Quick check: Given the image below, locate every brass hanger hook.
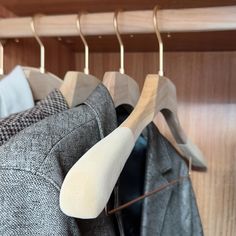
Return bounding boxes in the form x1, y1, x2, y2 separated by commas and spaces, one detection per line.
0, 40, 4, 75
30, 15, 45, 73
188, 156, 192, 176
153, 6, 164, 76
114, 10, 125, 74
76, 13, 89, 75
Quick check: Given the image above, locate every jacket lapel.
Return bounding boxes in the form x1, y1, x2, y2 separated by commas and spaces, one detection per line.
141, 123, 173, 236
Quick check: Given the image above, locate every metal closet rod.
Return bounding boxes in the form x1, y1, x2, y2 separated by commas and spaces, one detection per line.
0, 6, 235, 38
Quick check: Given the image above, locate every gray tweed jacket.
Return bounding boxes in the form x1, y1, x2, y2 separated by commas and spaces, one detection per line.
0, 84, 203, 235
0, 84, 118, 236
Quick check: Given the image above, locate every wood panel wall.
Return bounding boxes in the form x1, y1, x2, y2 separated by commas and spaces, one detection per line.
75, 51, 236, 236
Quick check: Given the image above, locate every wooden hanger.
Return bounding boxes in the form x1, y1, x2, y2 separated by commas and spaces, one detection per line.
21, 15, 62, 100
59, 13, 100, 108
23, 68, 62, 100
102, 10, 140, 108
59, 6, 207, 219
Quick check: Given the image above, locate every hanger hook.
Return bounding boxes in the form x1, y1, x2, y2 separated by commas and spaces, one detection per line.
30, 15, 45, 73
153, 6, 164, 76
114, 10, 125, 74
76, 12, 89, 75
0, 40, 4, 75
188, 157, 192, 177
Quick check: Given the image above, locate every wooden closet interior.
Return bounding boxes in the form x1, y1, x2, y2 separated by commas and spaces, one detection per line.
0, 1, 235, 235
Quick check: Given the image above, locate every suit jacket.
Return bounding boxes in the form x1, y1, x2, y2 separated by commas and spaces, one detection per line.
75, 107, 204, 236
140, 123, 203, 236
115, 106, 203, 236
0, 84, 118, 236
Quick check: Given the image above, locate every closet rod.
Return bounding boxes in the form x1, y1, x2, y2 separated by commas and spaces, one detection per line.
0, 6, 235, 38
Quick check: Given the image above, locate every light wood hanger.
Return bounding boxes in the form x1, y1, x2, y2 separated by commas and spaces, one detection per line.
102, 10, 140, 108
59, 13, 100, 108
60, 6, 207, 219
21, 15, 62, 100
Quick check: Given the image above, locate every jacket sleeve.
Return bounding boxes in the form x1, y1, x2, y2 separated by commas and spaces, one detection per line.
0, 169, 81, 236
161, 161, 204, 236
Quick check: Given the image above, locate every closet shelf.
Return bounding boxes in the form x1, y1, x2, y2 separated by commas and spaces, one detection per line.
0, 6, 235, 38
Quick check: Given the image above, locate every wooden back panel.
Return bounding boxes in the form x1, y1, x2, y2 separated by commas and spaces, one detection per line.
4, 38, 74, 79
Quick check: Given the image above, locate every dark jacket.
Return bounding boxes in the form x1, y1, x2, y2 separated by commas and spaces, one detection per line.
114, 107, 203, 236
75, 107, 204, 236
140, 123, 203, 236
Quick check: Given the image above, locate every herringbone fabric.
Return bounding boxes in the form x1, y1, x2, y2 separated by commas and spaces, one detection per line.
0, 89, 68, 146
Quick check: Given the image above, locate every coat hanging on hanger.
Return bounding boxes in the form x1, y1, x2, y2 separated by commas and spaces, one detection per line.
0, 83, 118, 236
60, 6, 207, 219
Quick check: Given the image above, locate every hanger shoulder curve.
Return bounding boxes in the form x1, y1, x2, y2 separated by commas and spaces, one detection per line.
154, 76, 207, 167
103, 71, 140, 108
120, 74, 159, 137
119, 74, 207, 167
60, 71, 100, 108
23, 66, 62, 100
